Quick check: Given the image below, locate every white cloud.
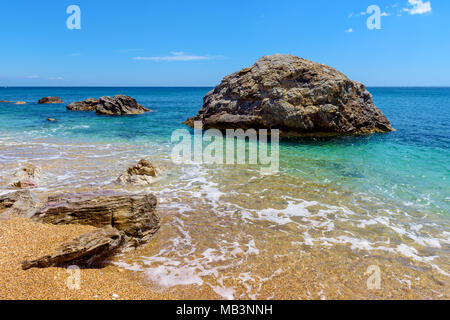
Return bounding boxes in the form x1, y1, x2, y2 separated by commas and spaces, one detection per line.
404, 0, 432, 15
25, 75, 39, 79
381, 12, 390, 16
49, 77, 64, 80
345, 28, 354, 33
133, 52, 217, 62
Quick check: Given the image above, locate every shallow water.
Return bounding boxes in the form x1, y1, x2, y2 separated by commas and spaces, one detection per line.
0, 87, 449, 299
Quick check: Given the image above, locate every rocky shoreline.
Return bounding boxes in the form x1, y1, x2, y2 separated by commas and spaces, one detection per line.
0, 160, 161, 271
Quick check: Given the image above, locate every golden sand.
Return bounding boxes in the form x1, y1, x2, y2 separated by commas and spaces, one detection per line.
0, 216, 448, 300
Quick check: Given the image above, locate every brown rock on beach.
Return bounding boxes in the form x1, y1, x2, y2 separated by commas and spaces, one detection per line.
185, 54, 394, 136
0, 190, 42, 218
22, 227, 124, 270
31, 190, 160, 248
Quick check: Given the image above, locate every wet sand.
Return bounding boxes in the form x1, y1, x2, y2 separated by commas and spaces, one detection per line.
0, 216, 448, 300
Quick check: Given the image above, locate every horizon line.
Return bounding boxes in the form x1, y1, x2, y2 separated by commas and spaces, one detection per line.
1, 85, 450, 88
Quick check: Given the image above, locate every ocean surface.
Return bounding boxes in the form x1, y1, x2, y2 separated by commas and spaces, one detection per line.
0, 87, 449, 299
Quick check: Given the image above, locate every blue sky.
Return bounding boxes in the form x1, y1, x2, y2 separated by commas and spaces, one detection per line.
0, 0, 448, 86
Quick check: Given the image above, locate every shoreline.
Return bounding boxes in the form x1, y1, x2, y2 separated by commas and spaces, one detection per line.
1, 216, 448, 300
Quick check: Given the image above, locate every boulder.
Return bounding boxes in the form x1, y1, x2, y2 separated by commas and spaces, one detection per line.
31, 191, 160, 247
38, 97, 64, 104
117, 159, 157, 186
66, 98, 99, 111
185, 54, 393, 136
47, 118, 57, 122
96, 95, 150, 115
22, 227, 124, 270
0, 190, 42, 218
9, 164, 40, 188
15, 101, 26, 105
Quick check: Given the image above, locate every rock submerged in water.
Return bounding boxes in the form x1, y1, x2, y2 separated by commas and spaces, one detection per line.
185, 54, 393, 136
66, 98, 99, 111
38, 97, 64, 104
117, 159, 157, 186
96, 95, 150, 115
15, 101, 26, 105
9, 164, 41, 189
22, 227, 124, 270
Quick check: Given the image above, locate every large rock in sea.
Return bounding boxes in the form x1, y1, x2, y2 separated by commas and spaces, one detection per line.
96, 95, 150, 115
185, 54, 393, 136
38, 97, 64, 104
66, 98, 99, 111
31, 191, 160, 247
22, 227, 124, 270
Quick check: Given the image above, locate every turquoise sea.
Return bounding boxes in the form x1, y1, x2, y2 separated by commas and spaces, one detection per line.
0, 87, 449, 298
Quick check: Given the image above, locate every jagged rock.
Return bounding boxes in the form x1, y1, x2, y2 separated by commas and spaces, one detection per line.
66, 98, 99, 111
22, 227, 124, 270
15, 101, 26, 105
96, 95, 150, 115
117, 159, 157, 186
0, 190, 42, 218
9, 164, 40, 188
31, 191, 160, 247
185, 54, 393, 136
38, 97, 64, 104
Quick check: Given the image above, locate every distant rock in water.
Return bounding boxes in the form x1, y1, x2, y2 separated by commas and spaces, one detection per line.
47, 118, 57, 122
185, 54, 393, 136
117, 159, 158, 186
15, 101, 26, 105
66, 98, 99, 111
96, 95, 150, 115
0, 100, 11, 103
38, 97, 64, 104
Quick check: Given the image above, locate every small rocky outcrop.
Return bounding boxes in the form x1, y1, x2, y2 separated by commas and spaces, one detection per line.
31, 191, 160, 247
47, 118, 57, 122
22, 227, 124, 270
15, 101, 26, 105
66, 98, 99, 111
38, 97, 64, 104
185, 54, 393, 136
117, 159, 157, 186
0, 190, 42, 218
0, 100, 11, 103
9, 164, 40, 189
96, 95, 150, 115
